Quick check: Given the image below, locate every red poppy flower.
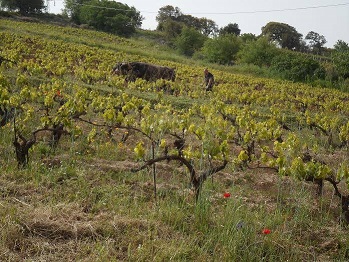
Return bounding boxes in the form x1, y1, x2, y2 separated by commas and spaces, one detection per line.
223, 192, 231, 198
56, 90, 61, 97
262, 228, 271, 234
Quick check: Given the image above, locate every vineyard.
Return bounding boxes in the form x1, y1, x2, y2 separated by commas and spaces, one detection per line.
1, 18, 349, 261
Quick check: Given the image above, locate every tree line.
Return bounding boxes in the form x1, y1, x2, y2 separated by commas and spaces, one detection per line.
0, 0, 348, 88
155, 5, 348, 87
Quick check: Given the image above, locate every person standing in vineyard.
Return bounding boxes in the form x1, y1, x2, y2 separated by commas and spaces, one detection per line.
204, 68, 214, 91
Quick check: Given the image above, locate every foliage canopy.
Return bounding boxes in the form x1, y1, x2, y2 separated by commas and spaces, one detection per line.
0, 0, 45, 14
156, 5, 218, 38
261, 21, 303, 50
202, 34, 242, 64
175, 26, 206, 57
219, 23, 241, 36
305, 31, 327, 55
270, 51, 325, 82
64, 0, 143, 36
237, 37, 278, 67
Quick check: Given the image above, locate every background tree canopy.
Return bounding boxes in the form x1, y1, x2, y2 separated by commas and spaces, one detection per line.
156, 5, 218, 38
270, 51, 324, 82
219, 23, 241, 36
305, 31, 327, 55
153, 4, 348, 86
0, 0, 45, 14
202, 34, 242, 64
332, 40, 349, 79
237, 36, 278, 67
156, 5, 182, 29
175, 26, 206, 57
261, 21, 303, 50
64, 0, 143, 36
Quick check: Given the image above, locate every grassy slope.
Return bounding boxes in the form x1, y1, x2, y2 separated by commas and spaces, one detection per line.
1, 17, 349, 261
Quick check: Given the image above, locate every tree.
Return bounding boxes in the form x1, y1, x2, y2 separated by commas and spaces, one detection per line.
298, 39, 310, 53
261, 22, 303, 50
219, 23, 241, 36
332, 40, 349, 79
155, 6, 187, 40
197, 17, 218, 37
270, 51, 324, 82
156, 5, 218, 37
178, 14, 201, 29
305, 31, 327, 55
178, 15, 218, 37
161, 19, 183, 41
174, 26, 206, 57
69, 0, 143, 36
63, 0, 88, 23
334, 40, 349, 52
156, 5, 182, 30
202, 34, 242, 64
237, 36, 278, 67
240, 33, 257, 43
0, 0, 45, 14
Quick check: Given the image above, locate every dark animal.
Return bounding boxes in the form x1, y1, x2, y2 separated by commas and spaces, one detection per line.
112, 62, 176, 83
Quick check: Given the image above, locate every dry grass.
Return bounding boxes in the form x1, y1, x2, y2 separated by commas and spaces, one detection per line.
1, 151, 349, 261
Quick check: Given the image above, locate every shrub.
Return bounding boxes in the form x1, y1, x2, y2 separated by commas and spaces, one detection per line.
201, 34, 242, 64
270, 52, 324, 82
237, 37, 278, 67
77, 0, 142, 37
174, 26, 206, 57
332, 50, 349, 79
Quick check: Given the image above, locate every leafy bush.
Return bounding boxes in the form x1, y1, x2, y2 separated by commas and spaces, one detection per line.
174, 26, 206, 57
237, 37, 278, 67
0, 0, 45, 14
332, 50, 349, 79
270, 51, 324, 82
201, 34, 242, 64
77, 0, 142, 37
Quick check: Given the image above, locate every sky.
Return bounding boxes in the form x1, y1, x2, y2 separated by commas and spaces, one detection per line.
47, 0, 349, 48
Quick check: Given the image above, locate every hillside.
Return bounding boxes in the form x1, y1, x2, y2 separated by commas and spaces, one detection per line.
1, 17, 349, 261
